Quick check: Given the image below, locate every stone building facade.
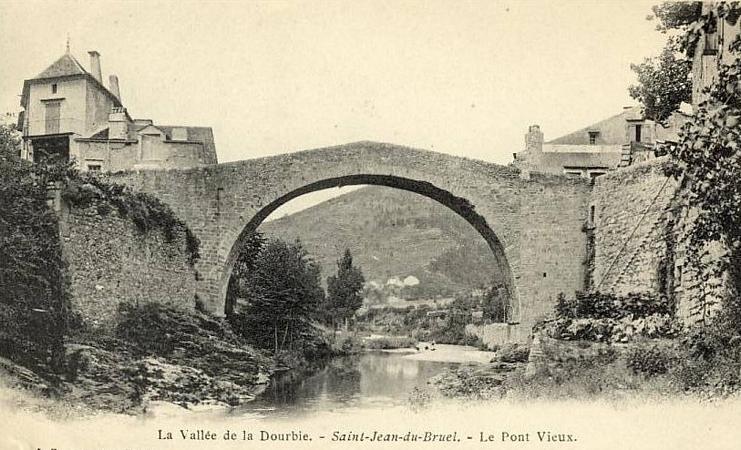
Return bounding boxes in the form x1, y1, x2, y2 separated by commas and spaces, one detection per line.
691, 2, 741, 109
513, 107, 689, 178
17, 48, 218, 172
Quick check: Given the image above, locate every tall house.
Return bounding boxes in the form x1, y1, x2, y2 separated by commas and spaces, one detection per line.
18, 48, 217, 171
513, 107, 689, 178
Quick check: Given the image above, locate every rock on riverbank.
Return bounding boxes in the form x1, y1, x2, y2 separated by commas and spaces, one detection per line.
1, 303, 275, 416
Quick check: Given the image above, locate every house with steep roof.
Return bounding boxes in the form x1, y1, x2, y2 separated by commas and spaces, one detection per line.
18, 47, 217, 171
513, 106, 689, 179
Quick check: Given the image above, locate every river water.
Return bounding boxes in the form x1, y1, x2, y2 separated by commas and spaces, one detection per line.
235, 351, 459, 418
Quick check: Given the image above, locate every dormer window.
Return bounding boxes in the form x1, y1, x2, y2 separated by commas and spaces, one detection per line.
51, 83, 58, 94
588, 131, 600, 145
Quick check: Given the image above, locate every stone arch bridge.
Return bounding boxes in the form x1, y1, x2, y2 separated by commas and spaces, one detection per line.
112, 141, 591, 334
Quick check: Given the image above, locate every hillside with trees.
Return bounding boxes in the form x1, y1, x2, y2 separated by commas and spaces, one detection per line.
259, 186, 509, 300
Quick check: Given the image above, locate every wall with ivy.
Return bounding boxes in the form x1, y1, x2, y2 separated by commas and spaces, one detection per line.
589, 156, 733, 326
590, 158, 679, 298
58, 192, 198, 329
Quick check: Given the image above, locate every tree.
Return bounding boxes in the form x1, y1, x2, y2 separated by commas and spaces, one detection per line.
628, 44, 692, 124
0, 114, 21, 159
231, 238, 325, 354
628, 2, 705, 123
325, 249, 365, 330
649, 2, 703, 54
482, 284, 508, 323
225, 231, 266, 316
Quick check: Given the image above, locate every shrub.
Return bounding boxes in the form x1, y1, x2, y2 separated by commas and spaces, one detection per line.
669, 319, 741, 396
544, 313, 680, 343
555, 291, 673, 321
495, 343, 530, 363
115, 301, 248, 356
547, 290, 679, 343
329, 333, 364, 355
626, 344, 677, 376
364, 336, 417, 350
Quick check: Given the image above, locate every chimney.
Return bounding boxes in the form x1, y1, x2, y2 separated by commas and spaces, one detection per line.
525, 124, 543, 153
108, 107, 128, 140
109, 75, 121, 101
88, 50, 102, 83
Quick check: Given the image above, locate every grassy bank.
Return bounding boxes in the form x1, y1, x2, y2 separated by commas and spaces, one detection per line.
421, 335, 741, 405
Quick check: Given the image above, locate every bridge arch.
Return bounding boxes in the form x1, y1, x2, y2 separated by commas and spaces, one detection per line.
222, 174, 518, 318
111, 141, 591, 341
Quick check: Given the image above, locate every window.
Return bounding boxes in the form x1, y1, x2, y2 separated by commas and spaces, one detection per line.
634, 124, 642, 143
588, 131, 600, 144
87, 164, 102, 172
565, 171, 583, 178
704, 30, 719, 55
44, 101, 61, 134
51, 83, 58, 94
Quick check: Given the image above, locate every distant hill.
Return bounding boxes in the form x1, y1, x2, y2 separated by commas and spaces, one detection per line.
258, 186, 507, 300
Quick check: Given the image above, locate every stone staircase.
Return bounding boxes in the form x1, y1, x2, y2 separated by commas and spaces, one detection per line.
618, 143, 632, 168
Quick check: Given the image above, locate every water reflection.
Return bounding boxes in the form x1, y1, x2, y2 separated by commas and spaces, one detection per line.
238, 352, 456, 417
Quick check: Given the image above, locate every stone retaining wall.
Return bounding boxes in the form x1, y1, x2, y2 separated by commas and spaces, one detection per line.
59, 197, 198, 329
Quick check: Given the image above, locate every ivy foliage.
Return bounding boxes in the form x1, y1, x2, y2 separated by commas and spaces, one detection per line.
661, 2, 741, 330
0, 121, 69, 372
554, 291, 674, 320
61, 173, 200, 265
629, 1, 741, 395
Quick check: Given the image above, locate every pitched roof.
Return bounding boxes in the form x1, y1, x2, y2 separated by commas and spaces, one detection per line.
34, 53, 87, 79
547, 108, 637, 145
546, 106, 691, 146
21, 51, 122, 109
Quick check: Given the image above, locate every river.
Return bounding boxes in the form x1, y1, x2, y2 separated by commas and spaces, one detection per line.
235, 350, 464, 418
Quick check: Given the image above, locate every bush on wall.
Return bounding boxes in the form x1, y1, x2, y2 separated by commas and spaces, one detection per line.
61, 173, 200, 265
544, 291, 680, 343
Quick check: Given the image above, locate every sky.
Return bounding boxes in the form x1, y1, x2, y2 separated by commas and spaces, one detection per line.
0, 0, 669, 218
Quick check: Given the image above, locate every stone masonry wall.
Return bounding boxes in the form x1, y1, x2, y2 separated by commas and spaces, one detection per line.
111, 142, 592, 342
59, 197, 198, 329
517, 171, 590, 326
590, 157, 679, 296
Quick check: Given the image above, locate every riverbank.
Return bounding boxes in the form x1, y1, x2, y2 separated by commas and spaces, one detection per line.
423, 335, 741, 404
0, 302, 279, 416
